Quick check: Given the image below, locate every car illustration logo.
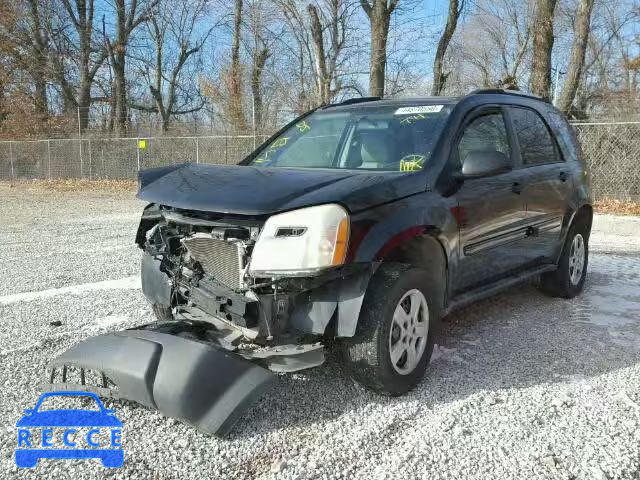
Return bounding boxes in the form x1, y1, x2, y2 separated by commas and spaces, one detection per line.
15, 391, 123, 468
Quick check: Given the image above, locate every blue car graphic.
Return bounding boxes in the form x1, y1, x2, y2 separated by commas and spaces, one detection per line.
15, 391, 123, 468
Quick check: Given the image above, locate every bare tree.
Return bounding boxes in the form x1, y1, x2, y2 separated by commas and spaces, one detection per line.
104, 0, 159, 134
54, 0, 109, 129
7, 0, 53, 119
27, 0, 51, 117
227, 0, 247, 132
360, 0, 399, 97
308, 0, 349, 104
448, 0, 532, 93
529, 0, 558, 100
244, 0, 276, 132
431, 0, 464, 95
250, 40, 269, 130
132, 0, 212, 131
482, 0, 532, 86
277, 0, 316, 112
557, 0, 595, 114
0, 2, 17, 129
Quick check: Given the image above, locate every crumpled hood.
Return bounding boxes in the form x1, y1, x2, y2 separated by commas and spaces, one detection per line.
137, 163, 425, 215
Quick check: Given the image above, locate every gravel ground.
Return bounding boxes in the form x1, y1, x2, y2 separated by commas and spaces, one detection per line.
1, 184, 639, 480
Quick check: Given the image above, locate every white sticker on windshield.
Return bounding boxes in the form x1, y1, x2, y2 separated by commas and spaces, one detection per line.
394, 105, 443, 115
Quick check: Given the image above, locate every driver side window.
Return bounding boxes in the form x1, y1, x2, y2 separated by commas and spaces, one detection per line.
458, 113, 511, 167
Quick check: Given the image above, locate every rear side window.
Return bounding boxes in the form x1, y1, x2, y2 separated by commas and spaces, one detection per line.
510, 107, 559, 166
458, 113, 511, 165
547, 110, 583, 164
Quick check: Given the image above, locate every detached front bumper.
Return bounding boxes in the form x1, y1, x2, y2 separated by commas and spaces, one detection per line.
43, 329, 275, 435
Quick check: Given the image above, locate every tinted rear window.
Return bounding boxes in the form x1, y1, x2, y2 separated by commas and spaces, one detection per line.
546, 110, 583, 164
510, 107, 559, 166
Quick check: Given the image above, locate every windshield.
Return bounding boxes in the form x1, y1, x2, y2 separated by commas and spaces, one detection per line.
249, 104, 452, 172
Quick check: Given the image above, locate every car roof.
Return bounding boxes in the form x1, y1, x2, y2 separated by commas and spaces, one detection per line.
322, 96, 458, 112
322, 89, 548, 112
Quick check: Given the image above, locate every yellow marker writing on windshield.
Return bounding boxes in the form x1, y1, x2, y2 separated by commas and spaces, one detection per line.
399, 113, 426, 126
296, 121, 311, 133
270, 137, 289, 149
399, 155, 426, 172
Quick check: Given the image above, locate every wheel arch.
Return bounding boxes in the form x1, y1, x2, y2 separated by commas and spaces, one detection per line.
376, 231, 449, 313
555, 203, 593, 264
571, 204, 593, 238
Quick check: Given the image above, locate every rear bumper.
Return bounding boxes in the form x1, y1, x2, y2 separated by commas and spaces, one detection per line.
43, 329, 275, 436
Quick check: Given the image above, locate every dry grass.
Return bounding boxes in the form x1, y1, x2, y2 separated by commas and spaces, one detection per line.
0, 179, 137, 192
594, 198, 640, 216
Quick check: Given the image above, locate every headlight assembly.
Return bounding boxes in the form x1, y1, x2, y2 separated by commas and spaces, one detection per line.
249, 204, 350, 275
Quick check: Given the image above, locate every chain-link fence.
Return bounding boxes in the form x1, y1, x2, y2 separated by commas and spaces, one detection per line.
572, 123, 640, 202
0, 135, 267, 181
0, 124, 639, 202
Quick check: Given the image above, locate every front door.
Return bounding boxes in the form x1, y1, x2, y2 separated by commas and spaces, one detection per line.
452, 108, 529, 294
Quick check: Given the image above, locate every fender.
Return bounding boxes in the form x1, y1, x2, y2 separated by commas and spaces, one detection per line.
350, 194, 458, 265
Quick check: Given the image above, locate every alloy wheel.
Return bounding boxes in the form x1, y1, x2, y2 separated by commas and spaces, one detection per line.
388, 289, 429, 375
568, 233, 586, 286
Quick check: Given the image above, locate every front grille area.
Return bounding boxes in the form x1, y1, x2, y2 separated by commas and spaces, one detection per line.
182, 234, 243, 289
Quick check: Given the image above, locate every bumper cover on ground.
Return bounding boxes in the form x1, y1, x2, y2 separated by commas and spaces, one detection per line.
43, 329, 275, 435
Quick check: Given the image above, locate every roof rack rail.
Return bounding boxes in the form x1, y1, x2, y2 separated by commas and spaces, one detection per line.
469, 88, 549, 103
323, 96, 382, 108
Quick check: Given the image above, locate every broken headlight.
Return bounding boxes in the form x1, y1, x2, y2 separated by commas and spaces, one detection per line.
249, 204, 350, 274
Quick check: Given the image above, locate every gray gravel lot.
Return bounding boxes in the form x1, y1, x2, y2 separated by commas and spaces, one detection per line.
1, 184, 639, 480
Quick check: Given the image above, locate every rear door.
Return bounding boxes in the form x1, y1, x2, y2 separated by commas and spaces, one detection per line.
452, 107, 529, 294
507, 107, 573, 264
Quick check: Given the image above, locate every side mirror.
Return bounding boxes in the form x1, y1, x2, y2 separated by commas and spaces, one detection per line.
459, 150, 511, 179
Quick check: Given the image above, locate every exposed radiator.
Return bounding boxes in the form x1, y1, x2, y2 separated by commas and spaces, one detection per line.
182, 234, 244, 289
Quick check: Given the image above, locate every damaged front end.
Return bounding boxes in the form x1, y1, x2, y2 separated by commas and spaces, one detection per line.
46, 202, 374, 435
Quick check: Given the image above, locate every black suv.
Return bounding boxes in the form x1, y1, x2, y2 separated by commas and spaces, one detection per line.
50, 90, 592, 435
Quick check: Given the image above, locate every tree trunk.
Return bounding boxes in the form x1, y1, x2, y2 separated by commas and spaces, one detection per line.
113, 51, 127, 135
76, 0, 96, 130
33, 76, 48, 119
431, 0, 463, 96
557, 0, 595, 114
0, 77, 6, 125
369, 10, 389, 97
229, 0, 246, 132
105, 0, 158, 134
77, 82, 92, 130
251, 47, 269, 131
308, 4, 329, 104
27, 0, 49, 118
361, 0, 398, 97
529, 0, 558, 100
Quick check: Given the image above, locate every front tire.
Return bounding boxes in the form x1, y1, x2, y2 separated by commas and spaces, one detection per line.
540, 222, 589, 298
341, 263, 441, 396
152, 304, 173, 322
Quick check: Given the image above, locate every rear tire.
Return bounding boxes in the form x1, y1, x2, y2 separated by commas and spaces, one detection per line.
540, 222, 589, 298
341, 263, 441, 396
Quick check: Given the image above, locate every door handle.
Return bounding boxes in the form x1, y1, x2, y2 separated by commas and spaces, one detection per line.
511, 182, 522, 194
559, 171, 568, 182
